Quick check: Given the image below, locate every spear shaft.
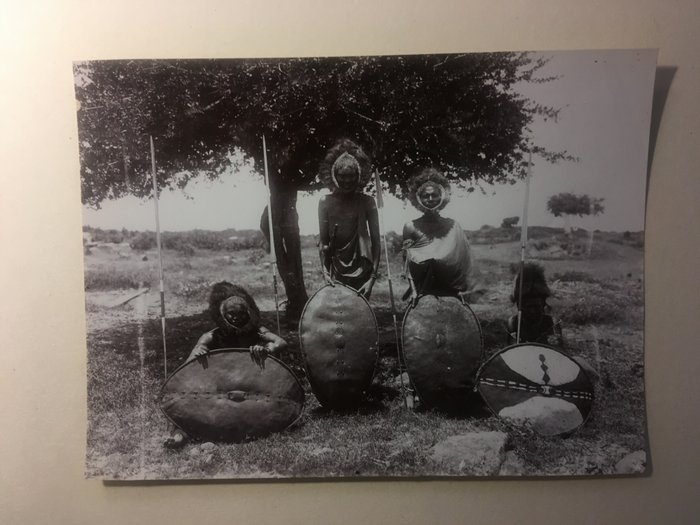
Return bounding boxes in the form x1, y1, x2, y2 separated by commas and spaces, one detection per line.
262, 135, 281, 335
149, 135, 168, 377
374, 171, 410, 409
516, 149, 533, 344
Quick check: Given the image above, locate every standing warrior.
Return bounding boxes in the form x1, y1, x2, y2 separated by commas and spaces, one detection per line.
402, 168, 473, 304
317, 139, 380, 297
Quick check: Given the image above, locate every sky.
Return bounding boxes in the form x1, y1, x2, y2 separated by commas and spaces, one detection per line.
82, 49, 657, 234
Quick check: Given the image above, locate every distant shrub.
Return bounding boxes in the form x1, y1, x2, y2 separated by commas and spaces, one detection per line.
174, 278, 215, 299
130, 232, 156, 251
554, 271, 598, 283
87, 227, 129, 244
84, 267, 150, 290
559, 295, 624, 325
247, 249, 266, 265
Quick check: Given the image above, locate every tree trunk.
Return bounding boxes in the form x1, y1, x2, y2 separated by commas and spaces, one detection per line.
265, 179, 308, 325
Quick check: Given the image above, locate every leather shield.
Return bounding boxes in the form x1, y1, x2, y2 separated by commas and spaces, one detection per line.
476, 343, 594, 436
402, 295, 483, 411
160, 349, 305, 442
299, 284, 378, 409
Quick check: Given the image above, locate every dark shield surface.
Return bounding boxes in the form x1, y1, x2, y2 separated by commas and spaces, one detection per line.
299, 284, 378, 409
401, 295, 483, 411
160, 349, 305, 442
476, 343, 594, 436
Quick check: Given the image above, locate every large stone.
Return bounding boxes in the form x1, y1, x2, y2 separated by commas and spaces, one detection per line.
615, 450, 647, 474
429, 431, 508, 476
498, 450, 527, 476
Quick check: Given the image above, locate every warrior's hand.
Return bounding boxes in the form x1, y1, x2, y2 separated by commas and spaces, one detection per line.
358, 276, 376, 297
191, 345, 209, 360
249, 345, 268, 369
408, 290, 420, 307
322, 267, 335, 286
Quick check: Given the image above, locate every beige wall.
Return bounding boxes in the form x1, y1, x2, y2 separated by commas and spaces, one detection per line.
1, 1, 698, 523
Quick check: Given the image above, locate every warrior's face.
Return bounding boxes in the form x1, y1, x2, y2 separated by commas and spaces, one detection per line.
219, 297, 253, 333
334, 165, 360, 193
417, 183, 444, 212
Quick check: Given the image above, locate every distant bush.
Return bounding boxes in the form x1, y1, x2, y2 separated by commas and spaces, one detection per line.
553, 271, 598, 283
129, 230, 266, 252
559, 297, 622, 325
130, 232, 156, 251
84, 266, 151, 290
174, 278, 215, 299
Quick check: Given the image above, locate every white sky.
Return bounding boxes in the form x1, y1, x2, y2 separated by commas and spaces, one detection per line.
82, 49, 656, 234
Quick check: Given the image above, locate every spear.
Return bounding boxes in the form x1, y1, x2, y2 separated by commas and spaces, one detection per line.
374, 170, 410, 409
262, 135, 281, 335
149, 135, 168, 377
516, 149, 533, 344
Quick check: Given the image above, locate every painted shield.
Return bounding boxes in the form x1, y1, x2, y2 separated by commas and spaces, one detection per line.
160, 349, 305, 442
476, 343, 594, 436
401, 295, 483, 411
299, 284, 378, 409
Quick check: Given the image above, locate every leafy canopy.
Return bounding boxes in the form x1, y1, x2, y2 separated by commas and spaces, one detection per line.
75, 53, 573, 208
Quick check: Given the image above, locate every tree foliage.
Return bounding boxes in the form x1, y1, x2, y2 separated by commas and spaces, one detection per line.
546, 192, 605, 218
501, 216, 520, 228
74, 53, 573, 207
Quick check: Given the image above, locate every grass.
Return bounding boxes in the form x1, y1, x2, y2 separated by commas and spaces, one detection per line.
83, 229, 647, 479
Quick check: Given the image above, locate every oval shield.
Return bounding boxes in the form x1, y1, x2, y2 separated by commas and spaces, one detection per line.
299, 284, 378, 409
401, 295, 483, 412
160, 348, 305, 443
476, 343, 594, 436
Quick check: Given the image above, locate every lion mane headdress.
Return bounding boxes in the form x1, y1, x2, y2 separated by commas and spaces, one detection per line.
407, 167, 452, 213
208, 281, 261, 335
318, 139, 372, 192
510, 263, 552, 304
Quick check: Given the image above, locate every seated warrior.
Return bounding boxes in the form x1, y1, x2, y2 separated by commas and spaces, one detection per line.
165, 281, 287, 448
507, 263, 563, 346
402, 168, 473, 305
317, 139, 380, 297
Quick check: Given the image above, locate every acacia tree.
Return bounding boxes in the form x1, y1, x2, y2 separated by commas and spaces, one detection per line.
75, 54, 572, 318
546, 192, 605, 255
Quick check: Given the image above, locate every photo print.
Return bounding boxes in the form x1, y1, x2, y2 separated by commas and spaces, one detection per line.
76, 49, 656, 480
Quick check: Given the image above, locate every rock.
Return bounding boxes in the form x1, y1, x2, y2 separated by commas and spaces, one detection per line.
615, 450, 647, 474
200, 442, 217, 452
429, 431, 508, 476
499, 397, 584, 436
498, 450, 526, 476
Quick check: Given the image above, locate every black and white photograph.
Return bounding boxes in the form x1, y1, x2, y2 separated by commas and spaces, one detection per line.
76, 49, 656, 480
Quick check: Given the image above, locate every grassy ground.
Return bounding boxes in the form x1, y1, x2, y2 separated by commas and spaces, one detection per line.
84, 231, 646, 479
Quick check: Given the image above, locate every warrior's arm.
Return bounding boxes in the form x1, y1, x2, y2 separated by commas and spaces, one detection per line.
188, 330, 216, 360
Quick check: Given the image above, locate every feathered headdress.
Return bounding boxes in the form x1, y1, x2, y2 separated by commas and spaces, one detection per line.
318, 139, 372, 191
407, 167, 452, 212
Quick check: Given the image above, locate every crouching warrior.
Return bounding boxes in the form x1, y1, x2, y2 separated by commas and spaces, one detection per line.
164, 282, 287, 448
317, 139, 380, 297
508, 263, 563, 346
